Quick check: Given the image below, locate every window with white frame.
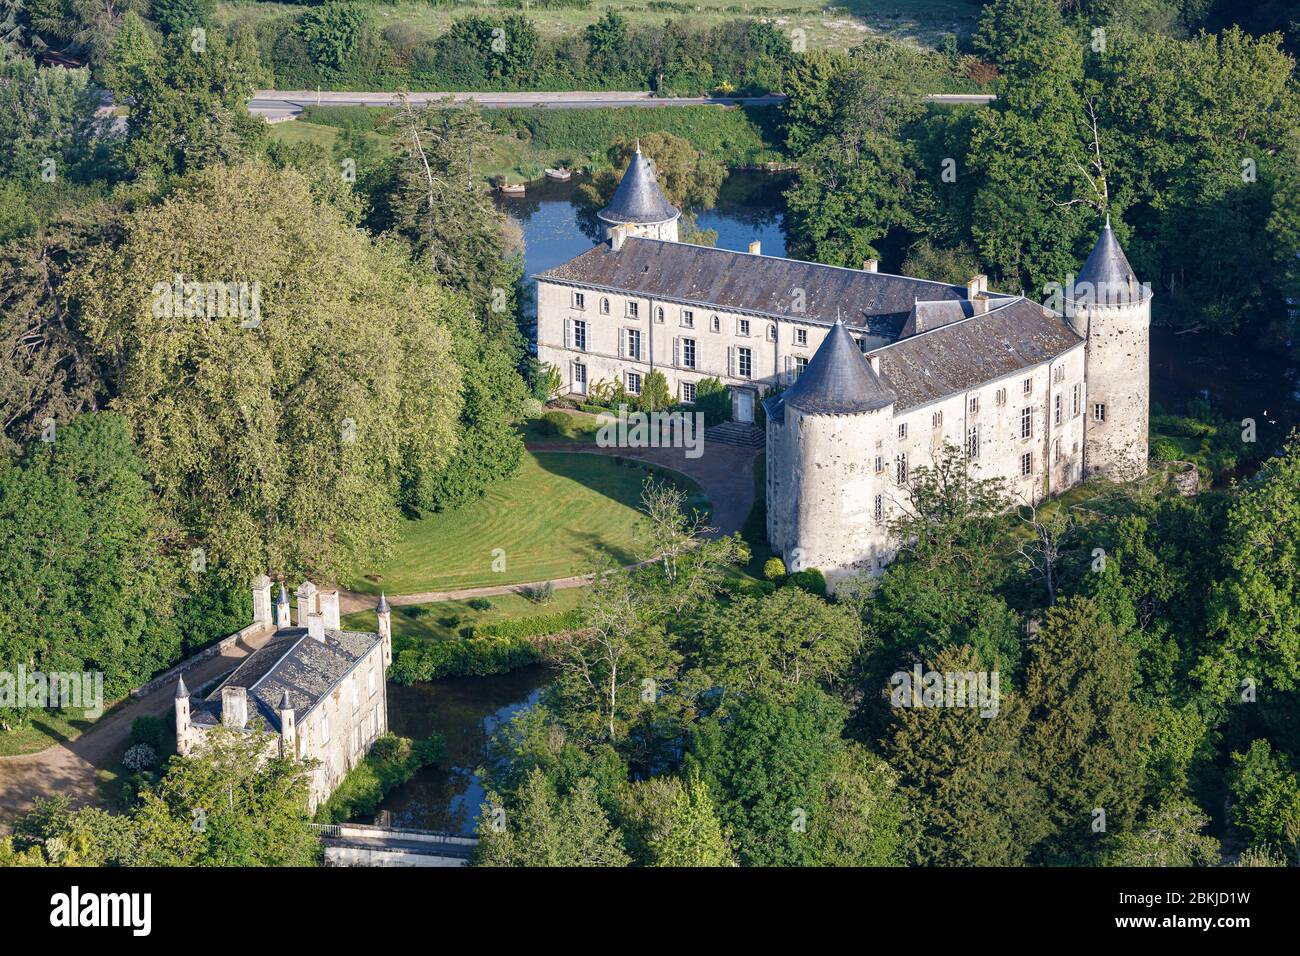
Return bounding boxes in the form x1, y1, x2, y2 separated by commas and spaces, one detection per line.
932, 410, 943, 429
768, 324, 777, 342
626, 328, 642, 360
737, 347, 752, 378
794, 355, 808, 379
600, 297, 610, 314
682, 309, 694, 328
875, 454, 884, 474
795, 328, 808, 346
572, 319, 587, 351
626, 371, 642, 394
627, 301, 639, 318
681, 337, 696, 369
1053, 365, 1065, 384
1073, 384, 1081, 417
1023, 377, 1033, 395
969, 395, 979, 414
1093, 402, 1106, 422
710, 314, 720, 332
898, 422, 908, 439
1054, 438, 1062, 462
655, 306, 664, 323
1020, 452, 1033, 476
874, 494, 883, 521
896, 453, 909, 484
966, 425, 979, 459
1020, 407, 1033, 439
1054, 394, 1062, 426
738, 318, 750, 336
996, 388, 1007, 406
681, 381, 696, 403
573, 291, 585, 310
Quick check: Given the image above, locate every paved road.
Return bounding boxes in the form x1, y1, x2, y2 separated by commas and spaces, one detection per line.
250, 89, 787, 120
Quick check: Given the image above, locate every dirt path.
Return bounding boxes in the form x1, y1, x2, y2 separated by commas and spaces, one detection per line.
0, 625, 277, 831
339, 442, 760, 614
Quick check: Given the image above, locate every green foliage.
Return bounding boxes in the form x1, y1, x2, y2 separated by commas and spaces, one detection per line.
475, 770, 630, 866
784, 567, 827, 597
149, 0, 214, 35
0, 412, 182, 698
130, 715, 165, 752
1228, 739, 1300, 861
391, 632, 542, 683
762, 557, 786, 582
298, 3, 369, 70
1106, 797, 1221, 866
637, 370, 672, 413
649, 767, 734, 866
315, 733, 445, 823
0, 58, 104, 186
692, 376, 730, 427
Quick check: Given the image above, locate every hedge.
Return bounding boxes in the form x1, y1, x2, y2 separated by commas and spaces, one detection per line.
389, 607, 587, 683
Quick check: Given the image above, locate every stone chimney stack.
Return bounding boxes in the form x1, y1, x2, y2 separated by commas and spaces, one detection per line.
275, 582, 291, 630
307, 613, 326, 642
864, 259, 878, 273
318, 590, 341, 630
610, 223, 628, 252
251, 575, 272, 627
749, 240, 761, 255
967, 274, 989, 315
221, 685, 248, 730
295, 581, 318, 627
868, 353, 882, 376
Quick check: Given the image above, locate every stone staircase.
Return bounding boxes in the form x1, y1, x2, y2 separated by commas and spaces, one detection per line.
705, 421, 765, 449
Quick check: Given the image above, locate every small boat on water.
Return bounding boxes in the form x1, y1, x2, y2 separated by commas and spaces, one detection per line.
498, 182, 526, 196
545, 167, 572, 182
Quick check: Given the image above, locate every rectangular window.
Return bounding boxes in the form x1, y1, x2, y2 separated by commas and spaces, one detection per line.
795, 328, 808, 346
572, 319, 587, 352
966, 425, 979, 459
1054, 438, 1062, 463
738, 318, 750, 337
896, 453, 909, 484
932, 411, 943, 429
626, 328, 642, 360
1020, 452, 1033, 476
1053, 365, 1065, 384
600, 298, 610, 315
996, 388, 1007, 407
573, 292, 585, 310
1023, 377, 1032, 395
627, 301, 639, 318
626, 372, 642, 394
874, 494, 883, 521
969, 395, 979, 414
682, 381, 696, 403
1054, 394, 1062, 426
1020, 407, 1032, 439
874, 455, 884, 474
1073, 384, 1081, 417
768, 324, 777, 342
1093, 402, 1106, 423
682, 309, 694, 328
794, 355, 808, 379
737, 347, 752, 378
898, 422, 908, 440
710, 315, 721, 333
681, 337, 696, 369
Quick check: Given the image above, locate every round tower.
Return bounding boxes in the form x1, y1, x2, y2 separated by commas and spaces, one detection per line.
765, 319, 896, 591
1065, 218, 1151, 481
174, 674, 191, 755
597, 142, 680, 243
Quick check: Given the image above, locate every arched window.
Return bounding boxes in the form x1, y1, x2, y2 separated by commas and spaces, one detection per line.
600, 297, 610, 314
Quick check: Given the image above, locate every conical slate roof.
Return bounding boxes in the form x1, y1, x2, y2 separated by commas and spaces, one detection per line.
377, 592, 390, 614
1072, 218, 1149, 306
598, 144, 680, 225
176, 674, 189, 699
781, 319, 896, 415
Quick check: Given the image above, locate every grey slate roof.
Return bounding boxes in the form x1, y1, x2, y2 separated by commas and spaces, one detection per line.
900, 299, 976, 337
175, 673, 188, 699
777, 319, 896, 416
1070, 219, 1149, 306
537, 238, 1000, 339
598, 147, 680, 225
377, 592, 390, 614
193, 626, 382, 732
876, 298, 1083, 410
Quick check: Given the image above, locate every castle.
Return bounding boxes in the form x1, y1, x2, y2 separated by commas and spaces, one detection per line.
535, 148, 1150, 590
176, 577, 394, 809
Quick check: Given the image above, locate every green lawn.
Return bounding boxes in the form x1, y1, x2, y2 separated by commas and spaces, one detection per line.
342, 587, 586, 643
0, 707, 98, 757
350, 450, 703, 595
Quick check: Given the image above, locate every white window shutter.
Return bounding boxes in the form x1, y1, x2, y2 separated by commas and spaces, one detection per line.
618, 328, 624, 358
673, 337, 680, 367
783, 355, 792, 383
563, 318, 572, 349
727, 346, 735, 377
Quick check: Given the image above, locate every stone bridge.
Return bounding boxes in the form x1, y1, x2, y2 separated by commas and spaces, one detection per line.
311, 822, 478, 867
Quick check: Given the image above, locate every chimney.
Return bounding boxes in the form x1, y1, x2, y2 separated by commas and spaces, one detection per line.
251, 575, 272, 627
295, 581, 318, 627
868, 353, 882, 376
610, 224, 627, 251
749, 240, 761, 255
307, 613, 325, 642
864, 259, 878, 273
221, 685, 248, 730
318, 590, 341, 630
967, 274, 989, 315
275, 582, 291, 630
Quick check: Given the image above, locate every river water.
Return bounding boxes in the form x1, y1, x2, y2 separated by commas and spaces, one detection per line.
376, 171, 1300, 835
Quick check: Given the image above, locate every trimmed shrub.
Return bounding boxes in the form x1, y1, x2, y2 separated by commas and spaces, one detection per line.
762, 556, 786, 581
785, 568, 827, 597
468, 597, 494, 611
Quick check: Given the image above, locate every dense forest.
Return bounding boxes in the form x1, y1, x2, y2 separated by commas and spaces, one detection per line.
1, 0, 1299, 868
